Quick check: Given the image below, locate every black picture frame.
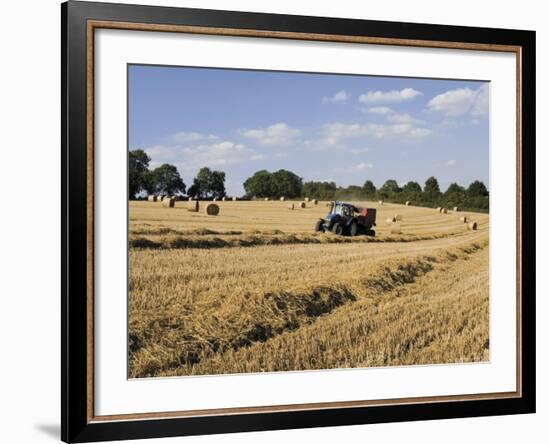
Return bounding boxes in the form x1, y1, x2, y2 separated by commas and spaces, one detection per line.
62, 1, 536, 442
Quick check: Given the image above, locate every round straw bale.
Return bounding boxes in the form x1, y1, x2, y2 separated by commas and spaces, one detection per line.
299, 202, 306, 208
459, 216, 468, 223
390, 224, 402, 234
405, 201, 411, 206
453, 206, 459, 212
288, 203, 295, 210
312, 199, 319, 205
436, 207, 441, 212
232, 197, 237, 201
213, 197, 217, 201
468, 221, 478, 231
188, 197, 193, 201
187, 200, 199, 212
378, 200, 384, 205
440, 207, 448, 214
205, 203, 220, 216
386, 217, 397, 225
394, 214, 403, 221
264, 197, 270, 201
280, 196, 285, 201
304, 197, 310, 202
162, 198, 175, 208
222, 197, 226, 201
147, 195, 157, 202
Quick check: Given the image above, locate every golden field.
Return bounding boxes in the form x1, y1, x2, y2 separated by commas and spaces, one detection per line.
128, 200, 489, 378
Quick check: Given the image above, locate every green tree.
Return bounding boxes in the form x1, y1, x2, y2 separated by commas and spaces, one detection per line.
424, 176, 441, 201
362, 180, 377, 197
467, 180, 489, 197
149, 164, 186, 196
302, 181, 336, 200
272, 169, 303, 198
381, 179, 401, 194
243, 170, 276, 198
189, 167, 226, 198
402, 181, 422, 194
128, 149, 151, 199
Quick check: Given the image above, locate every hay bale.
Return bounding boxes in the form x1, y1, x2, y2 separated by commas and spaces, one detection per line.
453, 206, 459, 212
280, 196, 285, 201
205, 203, 220, 216
162, 198, 175, 208
390, 224, 402, 234
187, 201, 199, 212
171, 196, 179, 201
299, 202, 306, 208
288, 203, 295, 210
222, 197, 227, 201
441, 208, 448, 214
378, 200, 384, 205
386, 217, 397, 225
312, 199, 319, 205
468, 221, 478, 231
436, 207, 441, 212
405, 201, 411, 206
304, 197, 310, 202
264, 197, 270, 201
394, 214, 403, 222
232, 197, 237, 201
188, 197, 193, 201
459, 216, 468, 223
213, 197, 217, 202
147, 195, 157, 202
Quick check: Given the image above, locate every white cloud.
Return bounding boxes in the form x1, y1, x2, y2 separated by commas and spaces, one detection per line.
367, 106, 393, 114
359, 88, 422, 104
386, 113, 422, 124
446, 159, 457, 166
427, 84, 489, 117
240, 123, 301, 145
322, 90, 350, 103
321, 121, 432, 145
334, 162, 373, 173
250, 154, 266, 160
172, 131, 218, 143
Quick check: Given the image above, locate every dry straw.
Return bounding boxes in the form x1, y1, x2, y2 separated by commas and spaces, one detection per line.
205, 203, 220, 216
453, 206, 459, 212
468, 221, 478, 231
459, 216, 468, 223
405, 201, 411, 206
299, 202, 306, 208
288, 203, 295, 210
386, 217, 397, 225
440, 208, 448, 214
187, 201, 199, 212
147, 195, 157, 202
394, 214, 403, 221
312, 199, 319, 205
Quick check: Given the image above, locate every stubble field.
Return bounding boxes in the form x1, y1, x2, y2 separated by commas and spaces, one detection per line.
128, 200, 489, 378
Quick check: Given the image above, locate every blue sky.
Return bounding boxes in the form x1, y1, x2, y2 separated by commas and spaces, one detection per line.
129, 65, 489, 196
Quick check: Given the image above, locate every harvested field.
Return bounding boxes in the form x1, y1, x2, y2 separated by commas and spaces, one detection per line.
128, 200, 489, 378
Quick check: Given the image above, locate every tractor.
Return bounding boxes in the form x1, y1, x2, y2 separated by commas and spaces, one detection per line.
315, 201, 376, 236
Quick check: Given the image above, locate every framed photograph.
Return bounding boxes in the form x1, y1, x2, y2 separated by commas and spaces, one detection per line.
62, 1, 535, 442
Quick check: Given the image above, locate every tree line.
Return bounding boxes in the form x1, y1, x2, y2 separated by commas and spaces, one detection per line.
242, 169, 488, 213
129, 150, 226, 199
130, 149, 488, 212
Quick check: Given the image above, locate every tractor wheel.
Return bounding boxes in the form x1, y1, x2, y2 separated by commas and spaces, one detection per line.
314, 219, 324, 232
332, 222, 344, 236
366, 228, 376, 237
349, 222, 359, 237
